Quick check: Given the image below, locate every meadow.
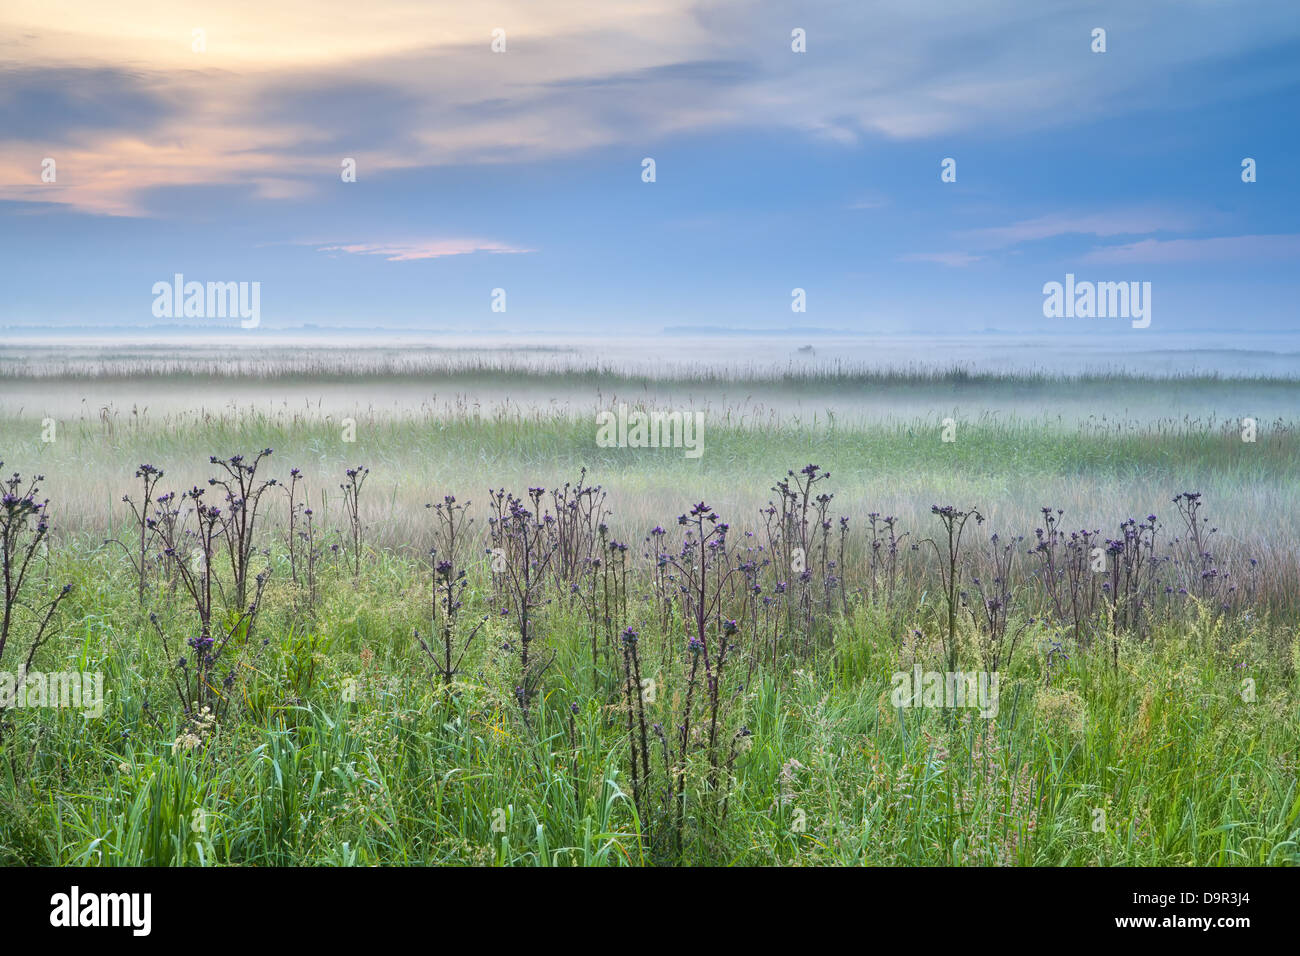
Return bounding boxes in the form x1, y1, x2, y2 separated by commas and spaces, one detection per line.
1, 352, 1298, 866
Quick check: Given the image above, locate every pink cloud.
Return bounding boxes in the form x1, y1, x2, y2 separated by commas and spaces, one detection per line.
314, 239, 534, 261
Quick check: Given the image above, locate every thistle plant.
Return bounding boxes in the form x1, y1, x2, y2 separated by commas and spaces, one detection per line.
1100, 515, 1160, 664
924, 504, 983, 674
550, 468, 608, 589
866, 512, 908, 610
1171, 492, 1234, 609
416, 495, 487, 686
208, 449, 276, 610
112, 463, 165, 605
1030, 508, 1103, 644
835, 515, 850, 617
151, 477, 271, 719
148, 570, 268, 720
283, 467, 304, 587
493, 488, 558, 722
0, 466, 73, 718
659, 502, 748, 843
298, 505, 323, 609
155, 486, 223, 646
970, 531, 1027, 671
599, 525, 629, 668
618, 626, 652, 836
339, 465, 369, 577
643, 525, 672, 635
769, 464, 833, 641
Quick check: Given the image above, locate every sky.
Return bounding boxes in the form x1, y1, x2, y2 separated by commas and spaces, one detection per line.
1, 0, 1298, 335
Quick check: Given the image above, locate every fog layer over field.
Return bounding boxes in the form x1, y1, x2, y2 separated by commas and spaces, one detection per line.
4, 332, 1300, 425
1, 339, 1297, 594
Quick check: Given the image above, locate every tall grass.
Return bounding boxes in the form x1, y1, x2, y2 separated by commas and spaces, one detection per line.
1, 547, 1296, 866
1, 365, 1297, 866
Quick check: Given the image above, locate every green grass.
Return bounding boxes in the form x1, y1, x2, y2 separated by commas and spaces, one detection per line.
4, 407, 1298, 525
1, 541, 1297, 867
4, 407, 1297, 607
1, 371, 1297, 866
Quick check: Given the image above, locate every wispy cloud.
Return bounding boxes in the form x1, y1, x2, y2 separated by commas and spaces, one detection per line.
1081, 234, 1300, 264
847, 193, 889, 211
897, 251, 984, 267
313, 239, 533, 261
959, 209, 1198, 248
4, 0, 1297, 216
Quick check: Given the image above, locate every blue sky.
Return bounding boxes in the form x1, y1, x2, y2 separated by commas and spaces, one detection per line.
2, 0, 1298, 334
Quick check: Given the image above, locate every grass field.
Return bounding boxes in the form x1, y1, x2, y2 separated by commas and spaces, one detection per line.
1, 358, 1298, 866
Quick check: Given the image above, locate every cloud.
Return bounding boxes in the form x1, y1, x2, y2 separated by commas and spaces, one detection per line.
2, 0, 1298, 215
847, 194, 889, 211
313, 239, 534, 261
897, 252, 985, 267
0, 66, 176, 139
1081, 234, 1300, 264
959, 209, 1199, 248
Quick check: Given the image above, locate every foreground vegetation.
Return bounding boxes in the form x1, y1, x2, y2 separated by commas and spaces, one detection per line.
1, 544, 1297, 865
1, 427, 1297, 865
